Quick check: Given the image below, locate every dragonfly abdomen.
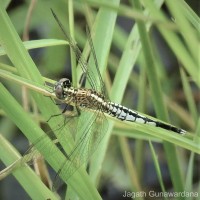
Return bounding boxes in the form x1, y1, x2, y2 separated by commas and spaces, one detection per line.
105, 102, 186, 134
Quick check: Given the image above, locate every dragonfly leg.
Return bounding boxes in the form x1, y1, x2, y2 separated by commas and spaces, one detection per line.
47, 104, 81, 123
47, 104, 71, 122
62, 106, 80, 124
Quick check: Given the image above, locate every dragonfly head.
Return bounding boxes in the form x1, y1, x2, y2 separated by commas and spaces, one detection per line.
54, 78, 71, 99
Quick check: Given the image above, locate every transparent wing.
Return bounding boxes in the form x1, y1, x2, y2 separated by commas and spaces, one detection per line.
51, 10, 100, 92
0, 110, 79, 175
50, 10, 109, 187
55, 109, 108, 183
85, 25, 107, 97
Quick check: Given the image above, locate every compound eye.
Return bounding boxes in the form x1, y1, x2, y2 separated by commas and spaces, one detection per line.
55, 78, 71, 88
54, 78, 70, 99
63, 79, 71, 88
54, 84, 65, 99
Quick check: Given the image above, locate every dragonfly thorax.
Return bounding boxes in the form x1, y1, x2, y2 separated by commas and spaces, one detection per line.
54, 79, 107, 110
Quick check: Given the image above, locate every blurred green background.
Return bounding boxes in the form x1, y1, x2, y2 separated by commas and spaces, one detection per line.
0, 0, 199, 200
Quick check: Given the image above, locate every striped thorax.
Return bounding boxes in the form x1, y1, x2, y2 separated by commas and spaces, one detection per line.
54, 78, 106, 110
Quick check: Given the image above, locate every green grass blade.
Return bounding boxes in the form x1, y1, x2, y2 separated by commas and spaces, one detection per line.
144, 0, 199, 87
0, 39, 68, 56
181, 0, 200, 32
180, 69, 198, 123
85, 0, 121, 183
149, 141, 166, 195
133, 0, 184, 193
166, 0, 199, 63
0, 134, 58, 200
0, 6, 101, 200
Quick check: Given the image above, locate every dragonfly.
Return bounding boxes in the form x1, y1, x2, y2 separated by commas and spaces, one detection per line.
49, 10, 186, 182
0, 10, 186, 187
51, 10, 186, 134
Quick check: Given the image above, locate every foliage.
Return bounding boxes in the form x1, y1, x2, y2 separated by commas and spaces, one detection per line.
0, 0, 199, 200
